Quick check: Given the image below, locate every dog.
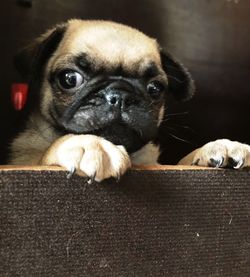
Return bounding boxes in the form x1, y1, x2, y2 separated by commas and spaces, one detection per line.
9, 19, 250, 181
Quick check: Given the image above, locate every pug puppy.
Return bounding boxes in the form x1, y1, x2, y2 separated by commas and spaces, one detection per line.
9, 19, 250, 181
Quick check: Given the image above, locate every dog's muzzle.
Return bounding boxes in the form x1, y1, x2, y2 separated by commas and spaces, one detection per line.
101, 80, 139, 110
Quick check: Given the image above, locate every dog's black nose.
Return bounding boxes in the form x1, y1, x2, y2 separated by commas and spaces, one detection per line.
104, 80, 137, 108
105, 91, 123, 106
105, 90, 135, 108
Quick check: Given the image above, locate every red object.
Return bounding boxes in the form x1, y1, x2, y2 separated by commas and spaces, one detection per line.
11, 83, 29, 111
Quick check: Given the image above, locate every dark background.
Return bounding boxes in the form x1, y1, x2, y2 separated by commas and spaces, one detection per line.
1, 0, 250, 164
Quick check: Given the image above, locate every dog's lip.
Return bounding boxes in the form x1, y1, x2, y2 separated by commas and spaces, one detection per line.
89, 121, 132, 133
56, 113, 133, 134
77, 121, 140, 137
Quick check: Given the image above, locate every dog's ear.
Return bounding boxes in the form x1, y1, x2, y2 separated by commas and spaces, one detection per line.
14, 23, 67, 80
160, 50, 195, 101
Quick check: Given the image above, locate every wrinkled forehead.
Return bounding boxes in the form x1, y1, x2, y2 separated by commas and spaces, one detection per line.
52, 21, 161, 72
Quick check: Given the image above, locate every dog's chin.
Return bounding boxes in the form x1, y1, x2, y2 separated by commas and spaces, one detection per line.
52, 105, 159, 153
58, 121, 157, 154
90, 123, 148, 153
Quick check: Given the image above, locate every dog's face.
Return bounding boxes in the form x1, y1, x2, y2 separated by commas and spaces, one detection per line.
15, 20, 194, 153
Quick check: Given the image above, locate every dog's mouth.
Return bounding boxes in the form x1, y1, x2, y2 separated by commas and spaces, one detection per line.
58, 117, 156, 153
88, 122, 149, 153
55, 113, 158, 153
51, 100, 160, 153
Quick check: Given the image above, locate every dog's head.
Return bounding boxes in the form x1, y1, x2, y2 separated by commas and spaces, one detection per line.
15, 19, 194, 153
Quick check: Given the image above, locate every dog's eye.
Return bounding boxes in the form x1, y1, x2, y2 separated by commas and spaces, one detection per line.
57, 70, 83, 91
147, 81, 165, 99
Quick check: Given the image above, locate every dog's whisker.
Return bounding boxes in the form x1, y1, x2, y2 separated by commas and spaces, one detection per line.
138, 128, 143, 138
167, 132, 192, 144
168, 123, 196, 132
158, 118, 170, 123
165, 111, 189, 117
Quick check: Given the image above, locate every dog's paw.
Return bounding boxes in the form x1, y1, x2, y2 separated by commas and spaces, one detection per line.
192, 139, 250, 169
41, 134, 131, 182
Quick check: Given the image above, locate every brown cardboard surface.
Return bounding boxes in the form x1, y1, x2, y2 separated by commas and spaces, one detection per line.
0, 167, 249, 276
0, 164, 214, 171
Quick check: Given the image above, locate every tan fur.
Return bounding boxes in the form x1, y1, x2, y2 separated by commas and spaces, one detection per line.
9, 114, 58, 165
179, 139, 250, 168
41, 134, 131, 182
9, 19, 165, 181
49, 19, 161, 72
131, 143, 160, 165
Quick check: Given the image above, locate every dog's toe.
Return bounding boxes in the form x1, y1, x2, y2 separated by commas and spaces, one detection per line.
228, 157, 244, 169
208, 157, 224, 168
